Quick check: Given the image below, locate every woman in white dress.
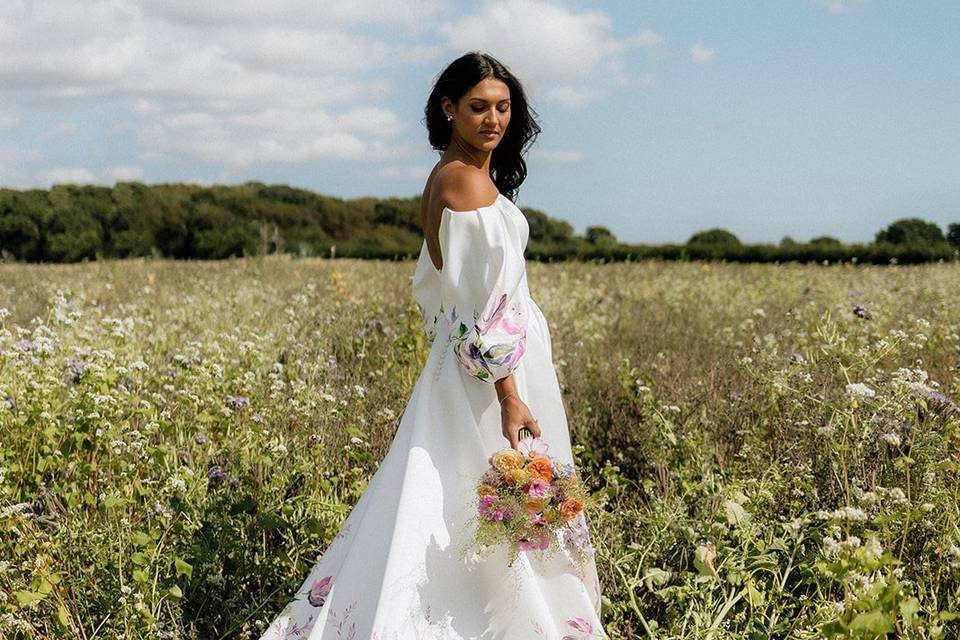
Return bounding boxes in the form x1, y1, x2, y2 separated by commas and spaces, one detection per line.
260, 51, 606, 640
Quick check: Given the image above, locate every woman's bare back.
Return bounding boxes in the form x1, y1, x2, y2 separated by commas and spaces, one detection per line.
419, 161, 500, 271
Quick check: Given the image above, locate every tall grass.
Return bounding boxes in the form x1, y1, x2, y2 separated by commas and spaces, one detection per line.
0, 256, 957, 638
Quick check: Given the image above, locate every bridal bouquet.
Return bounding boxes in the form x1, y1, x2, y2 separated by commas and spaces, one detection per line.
470, 429, 595, 569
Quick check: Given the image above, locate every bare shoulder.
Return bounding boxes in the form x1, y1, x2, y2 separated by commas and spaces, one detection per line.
435, 163, 498, 213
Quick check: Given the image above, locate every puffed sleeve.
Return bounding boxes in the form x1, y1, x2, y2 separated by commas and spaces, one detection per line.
438, 202, 528, 384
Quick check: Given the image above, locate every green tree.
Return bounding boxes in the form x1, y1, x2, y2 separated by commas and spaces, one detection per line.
0, 214, 41, 260
688, 228, 741, 246
585, 225, 617, 246
947, 223, 960, 249
875, 218, 945, 245
810, 235, 842, 246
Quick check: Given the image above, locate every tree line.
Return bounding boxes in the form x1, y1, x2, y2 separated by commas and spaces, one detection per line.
0, 181, 957, 264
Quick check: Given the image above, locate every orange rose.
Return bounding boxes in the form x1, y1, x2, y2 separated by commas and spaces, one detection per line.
526, 457, 554, 482
476, 484, 498, 497
559, 498, 584, 520
490, 448, 525, 473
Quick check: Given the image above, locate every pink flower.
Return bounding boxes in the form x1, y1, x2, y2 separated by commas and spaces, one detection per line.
518, 435, 550, 460
488, 507, 508, 521
567, 617, 593, 633
526, 477, 551, 498
517, 533, 549, 551
478, 494, 499, 516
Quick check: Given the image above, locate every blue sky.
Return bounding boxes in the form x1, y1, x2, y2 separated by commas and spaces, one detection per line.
1, 0, 957, 243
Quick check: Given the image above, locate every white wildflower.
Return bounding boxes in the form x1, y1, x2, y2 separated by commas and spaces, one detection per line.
846, 382, 876, 398
858, 491, 878, 507
884, 487, 907, 504
947, 546, 960, 569
823, 536, 841, 557
832, 506, 869, 521
880, 432, 901, 447
0, 502, 32, 519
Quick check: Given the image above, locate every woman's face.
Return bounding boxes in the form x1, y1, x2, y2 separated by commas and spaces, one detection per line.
444, 77, 511, 151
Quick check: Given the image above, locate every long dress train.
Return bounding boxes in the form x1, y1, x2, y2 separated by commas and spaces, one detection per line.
259, 192, 606, 639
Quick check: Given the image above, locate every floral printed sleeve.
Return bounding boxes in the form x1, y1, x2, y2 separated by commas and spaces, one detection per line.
438, 199, 528, 384
451, 287, 526, 383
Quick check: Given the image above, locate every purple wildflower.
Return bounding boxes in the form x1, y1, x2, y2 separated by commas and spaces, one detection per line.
15, 339, 36, 353
553, 461, 576, 480
207, 467, 227, 489
226, 395, 248, 410
66, 356, 87, 384
925, 391, 959, 417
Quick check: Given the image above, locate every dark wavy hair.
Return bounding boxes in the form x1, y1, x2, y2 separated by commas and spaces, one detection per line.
424, 51, 541, 202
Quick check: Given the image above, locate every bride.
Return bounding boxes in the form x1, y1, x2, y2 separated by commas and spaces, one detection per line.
259, 51, 606, 640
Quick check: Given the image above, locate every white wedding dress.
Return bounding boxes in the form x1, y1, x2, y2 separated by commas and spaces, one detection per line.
260, 192, 606, 639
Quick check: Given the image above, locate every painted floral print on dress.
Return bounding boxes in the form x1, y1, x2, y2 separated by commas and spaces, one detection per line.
308, 575, 332, 607
450, 289, 527, 383
532, 615, 608, 639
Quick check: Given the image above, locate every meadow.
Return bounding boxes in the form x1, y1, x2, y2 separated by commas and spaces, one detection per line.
1, 256, 958, 639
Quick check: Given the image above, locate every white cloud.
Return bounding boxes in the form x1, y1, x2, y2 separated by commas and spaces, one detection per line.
630, 28, 666, 48
812, 0, 864, 14
39, 122, 78, 141
690, 43, 716, 63
109, 165, 144, 182
438, 0, 654, 108
0, 0, 440, 174
41, 167, 99, 185
0, 147, 42, 187
0, 0, 664, 182
0, 110, 19, 129
140, 0, 449, 30
219, 28, 441, 75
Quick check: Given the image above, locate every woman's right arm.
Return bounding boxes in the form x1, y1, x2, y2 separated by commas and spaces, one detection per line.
496, 374, 541, 450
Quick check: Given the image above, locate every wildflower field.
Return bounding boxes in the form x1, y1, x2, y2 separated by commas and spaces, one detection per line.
1, 256, 958, 639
